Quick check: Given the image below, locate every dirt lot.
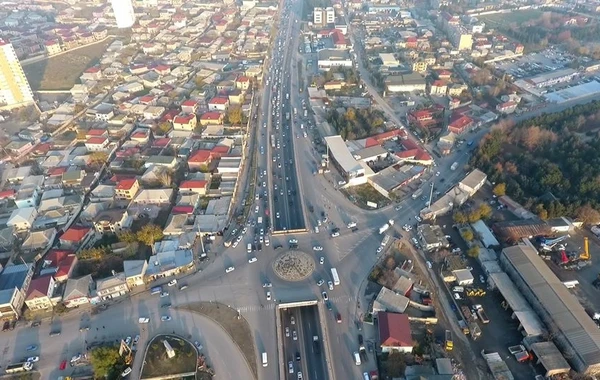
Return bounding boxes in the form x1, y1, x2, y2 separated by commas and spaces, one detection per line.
23, 39, 112, 90
178, 302, 257, 379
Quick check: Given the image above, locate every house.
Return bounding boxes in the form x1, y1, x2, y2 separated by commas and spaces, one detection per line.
181, 100, 198, 114
235, 76, 250, 90
0, 264, 34, 320
145, 249, 195, 281
132, 188, 173, 206
207, 97, 229, 111
115, 178, 140, 200
123, 260, 148, 288
85, 136, 110, 152
90, 185, 115, 202
59, 226, 95, 251
188, 149, 212, 170
378, 312, 414, 353
228, 90, 244, 105
0, 226, 16, 253
94, 272, 129, 301
22, 229, 56, 252
40, 249, 77, 282
173, 113, 198, 131
144, 155, 177, 169
93, 209, 132, 234
496, 101, 517, 114
7, 207, 37, 231
448, 114, 473, 135
63, 274, 93, 308
199, 112, 224, 125
429, 80, 448, 96
179, 180, 209, 195
25, 275, 56, 311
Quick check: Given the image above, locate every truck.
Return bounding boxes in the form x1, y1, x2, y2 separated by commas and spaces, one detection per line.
313, 336, 321, 354
271, 134, 275, 148
379, 223, 389, 234
451, 162, 458, 171
331, 268, 340, 286
6, 362, 33, 373
412, 188, 423, 199
444, 330, 453, 351
474, 305, 490, 323
286, 112, 290, 120
381, 235, 390, 246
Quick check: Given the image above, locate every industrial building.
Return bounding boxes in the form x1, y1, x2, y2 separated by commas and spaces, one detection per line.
385, 73, 427, 94
324, 135, 372, 186
471, 220, 500, 248
317, 49, 353, 70
500, 242, 600, 374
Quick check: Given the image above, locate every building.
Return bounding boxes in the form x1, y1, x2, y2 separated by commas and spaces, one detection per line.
314, 7, 335, 25
385, 73, 427, 93
179, 180, 209, 195
110, 0, 136, 28
40, 249, 77, 282
63, 275, 93, 308
324, 135, 371, 186
0, 264, 33, 320
378, 312, 414, 353
123, 260, 148, 288
94, 272, 129, 301
173, 113, 197, 131
145, 249, 195, 281
0, 40, 34, 109
317, 49, 353, 70
501, 242, 600, 374
115, 178, 139, 200
93, 209, 132, 234
25, 275, 56, 311
59, 226, 94, 251
417, 224, 449, 251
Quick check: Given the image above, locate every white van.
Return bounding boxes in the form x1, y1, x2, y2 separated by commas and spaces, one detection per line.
261, 352, 268, 367
363, 373, 370, 380
452, 286, 464, 293
247, 243, 252, 253
353, 351, 361, 366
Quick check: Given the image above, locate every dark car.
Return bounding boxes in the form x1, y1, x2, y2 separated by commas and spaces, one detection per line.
31, 321, 41, 328
296, 352, 301, 361
2, 321, 9, 331
358, 334, 363, 345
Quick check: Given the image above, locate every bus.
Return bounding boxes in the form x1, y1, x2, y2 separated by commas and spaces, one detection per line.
331, 268, 340, 286
271, 135, 275, 148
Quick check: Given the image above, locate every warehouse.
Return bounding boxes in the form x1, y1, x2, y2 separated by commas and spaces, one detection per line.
324, 135, 373, 186
500, 241, 600, 374
471, 220, 500, 248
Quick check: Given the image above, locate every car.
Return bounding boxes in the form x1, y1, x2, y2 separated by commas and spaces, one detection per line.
395, 205, 403, 211
2, 321, 9, 331
376, 246, 383, 253
296, 352, 301, 361
79, 326, 90, 331
328, 281, 334, 290
225, 266, 235, 273
194, 341, 203, 350
248, 256, 258, 264
415, 215, 422, 222
312, 245, 323, 251
292, 330, 298, 340
435, 171, 441, 176
276, 212, 280, 218
326, 300, 332, 310
134, 335, 140, 344
232, 241, 239, 248
298, 372, 303, 379
290, 316, 296, 325
160, 291, 169, 297
125, 336, 132, 345
288, 361, 294, 374
317, 279, 324, 286
60, 360, 67, 370
426, 261, 432, 269
479, 275, 486, 283
179, 284, 188, 291
27, 356, 39, 362
289, 238, 298, 244
266, 291, 272, 300
31, 321, 41, 328
161, 315, 172, 322
26, 345, 37, 352
285, 327, 290, 337
336, 313, 342, 323
322, 292, 328, 301
453, 293, 462, 300
121, 367, 132, 377
319, 256, 325, 265
138, 317, 150, 324
161, 303, 171, 308
167, 279, 177, 287
331, 232, 340, 238
263, 282, 272, 288
358, 334, 364, 345
314, 226, 320, 233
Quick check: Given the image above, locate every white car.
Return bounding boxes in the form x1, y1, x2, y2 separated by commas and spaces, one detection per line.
71, 354, 81, 363
426, 261, 432, 269
225, 266, 235, 273
291, 316, 295, 325
319, 257, 324, 265
453, 293, 462, 300
317, 279, 324, 286
266, 291, 272, 300
331, 232, 340, 238
27, 356, 39, 363
121, 367, 132, 377
248, 256, 257, 264
376, 246, 383, 253
292, 330, 298, 341
312, 246, 323, 251
167, 279, 177, 287
289, 239, 298, 244
415, 216, 422, 222
232, 241, 239, 248
322, 292, 328, 301
276, 212, 280, 218
125, 336, 132, 345
160, 292, 169, 297
328, 281, 334, 290
263, 282, 272, 288
161, 315, 172, 322
285, 327, 290, 337
134, 335, 140, 344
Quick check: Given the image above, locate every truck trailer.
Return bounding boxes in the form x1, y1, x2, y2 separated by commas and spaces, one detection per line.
6, 362, 33, 373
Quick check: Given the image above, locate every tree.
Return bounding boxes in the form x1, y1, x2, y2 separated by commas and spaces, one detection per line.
385, 351, 407, 377
467, 246, 480, 258
227, 106, 243, 125
467, 209, 482, 223
461, 229, 474, 242
576, 204, 600, 226
137, 224, 163, 247
79, 247, 107, 260
118, 231, 138, 243
89, 152, 108, 165
90, 345, 124, 378
157, 121, 172, 135
478, 203, 493, 220
453, 211, 467, 224
492, 183, 506, 197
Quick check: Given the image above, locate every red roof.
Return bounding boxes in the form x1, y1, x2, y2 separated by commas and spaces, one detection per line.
152, 138, 171, 148
181, 99, 198, 107
161, 109, 179, 122
139, 95, 155, 103
84, 67, 101, 73
378, 312, 413, 348
364, 137, 379, 148
174, 114, 196, 123
0, 189, 15, 199
180, 180, 208, 189
211, 145, 230, 154
432, 80, 447, 87
172, 205, 194, 214
331, 30, 346, 45
200, 112, 222, 120
46, 249, 75, 265
48, 167, 68, 176
116, 178, 137, 190
236, 76, 249, 83
370, 129, 406, 144
45, 40, 59, 46
154, 64, 170, 72
55, 254, 76, 279
448, 115, 473, 132
86, 136, 108, 145
189, 149, 212, 163
132, 131, 148, 138
87, 128, 106, 136
26, 276, 53, 300
209, 97, 229, 105
61, 226, 91, 242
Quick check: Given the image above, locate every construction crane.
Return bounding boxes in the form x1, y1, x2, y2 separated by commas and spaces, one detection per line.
538, 235, 570, 251
556, 237, 590, 269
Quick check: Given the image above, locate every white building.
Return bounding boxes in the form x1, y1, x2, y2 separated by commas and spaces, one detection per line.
110, 0, 136, 28
0, 40, 34, 109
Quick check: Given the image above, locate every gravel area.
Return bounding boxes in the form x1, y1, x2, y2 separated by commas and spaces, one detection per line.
272, 250, 315, 281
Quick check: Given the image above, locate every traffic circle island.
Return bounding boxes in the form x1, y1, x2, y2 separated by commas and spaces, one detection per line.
272, 250, 315, 281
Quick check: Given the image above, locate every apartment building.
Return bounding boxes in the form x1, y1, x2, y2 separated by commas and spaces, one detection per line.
0, 40, 34, 109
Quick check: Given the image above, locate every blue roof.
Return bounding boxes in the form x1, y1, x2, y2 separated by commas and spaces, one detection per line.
0, 264, 31, 291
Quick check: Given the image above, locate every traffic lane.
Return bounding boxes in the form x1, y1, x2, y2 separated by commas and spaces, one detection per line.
280, 308, 299, 380
300, 306, 327, 380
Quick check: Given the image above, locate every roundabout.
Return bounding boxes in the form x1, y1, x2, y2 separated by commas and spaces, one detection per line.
272, 250, 315, 281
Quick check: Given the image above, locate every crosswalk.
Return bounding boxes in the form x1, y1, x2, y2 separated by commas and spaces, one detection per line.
235, 295, 353, 314
332, 229, 374, 261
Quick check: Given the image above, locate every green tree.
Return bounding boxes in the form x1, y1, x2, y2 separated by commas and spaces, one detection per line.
90, 345, 124, 378
461, 229, 474, 242
79, 247, 107, 260
157, 121, 172, 135
385, 351, 407, 377
227, 106, 243, 125
137, 224, 163, 247
492, 183, 506, 197
467, 246, 480, 258
453, 211, 467, 224
118, 231, 138, 243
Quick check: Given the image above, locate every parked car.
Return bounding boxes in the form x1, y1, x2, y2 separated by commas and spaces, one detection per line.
225, 266, 235, 273
161, 316, 172, 322
167, 279, 177, 287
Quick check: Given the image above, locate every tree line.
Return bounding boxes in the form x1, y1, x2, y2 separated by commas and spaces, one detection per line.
326, 107, 386, 140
